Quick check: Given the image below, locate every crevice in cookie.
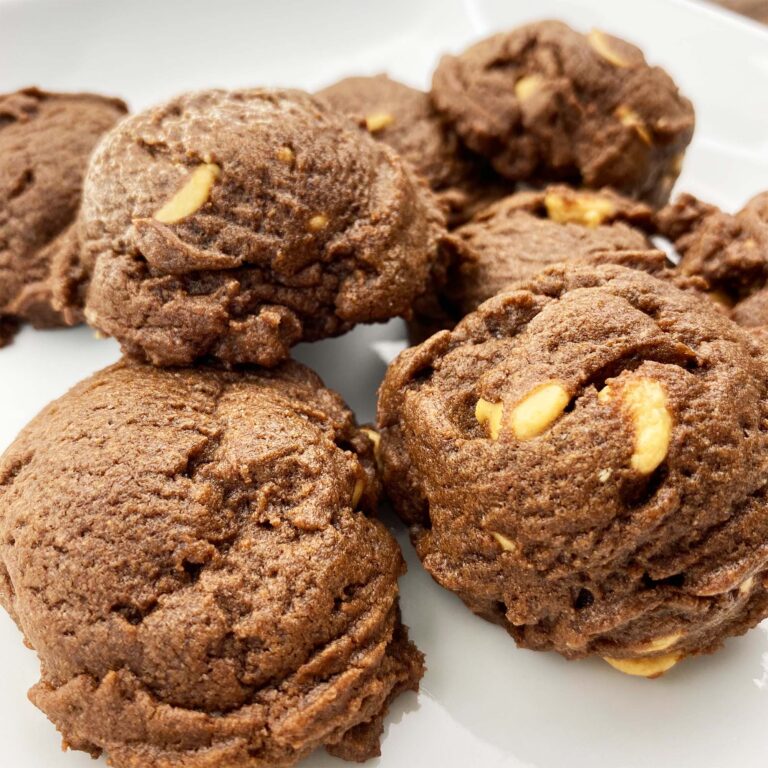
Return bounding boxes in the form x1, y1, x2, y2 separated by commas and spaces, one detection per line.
8, 168, 34, 200
574, 588, 595, 610
0, 450, 34, 488
641, 571, 685, 589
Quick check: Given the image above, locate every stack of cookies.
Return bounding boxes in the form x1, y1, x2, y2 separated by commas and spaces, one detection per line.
1, 19, 767, 768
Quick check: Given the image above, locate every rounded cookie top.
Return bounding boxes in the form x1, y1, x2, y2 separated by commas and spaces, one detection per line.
441, 185, 662, 317
77, 88, 446, 366
431, 21, 694, 205
0, 87, 126, 344
318, 74, 511, 227
379, 264, 768, 673
0, 360, 423, 767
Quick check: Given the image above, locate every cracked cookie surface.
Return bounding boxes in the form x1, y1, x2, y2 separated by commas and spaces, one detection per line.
0, 360, 423, 767
64, 88, 446, 366
431, 21, 694, 205
379, 263, 768, 674
0, 87, 127, 346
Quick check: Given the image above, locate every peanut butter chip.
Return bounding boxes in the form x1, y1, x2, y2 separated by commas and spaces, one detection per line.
154, 162, 221, 224
491, 532, 517, 552
636, 632, 682, 653
544, 191, 617, 228
599, 378, 672, 475
514, 74, 544, 101
603, 652, 681, 678
276, 146, 295, 164
361, 427, 381, 452
308, 214, 329, 232
352, 478, 365, 507
475, 398, 503, 440
361, 428, 382, 471
615, 105, 652, 145
587, 29, 630, 67
365, 112, 395, 133
509, 382, 570, 440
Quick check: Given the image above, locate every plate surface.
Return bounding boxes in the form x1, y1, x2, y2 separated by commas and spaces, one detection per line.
1, 1, 768, 766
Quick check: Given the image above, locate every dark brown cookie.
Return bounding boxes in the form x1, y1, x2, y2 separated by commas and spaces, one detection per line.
0, 88, 127, 346
431, 21, 695, 206
661, 191, 768, 298
658, 191, 768, 336
0, 359, 423, 767
62, 88, 446, 367
379, 263, 768, 677
318, 74, 512, 227
437, 185, 662, 321
731, 287, 768, 332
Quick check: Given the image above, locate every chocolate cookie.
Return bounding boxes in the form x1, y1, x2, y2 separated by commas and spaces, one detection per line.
0, 88, 126, 346
659, 191, 768, 334
433, 185, 664, 322
0, 359, 423, 766
318, 74, 511, 226
661, 192, 768, 297
731, 287, 768, 334
431, 21, 695, 205
62, 88, 446, 367
379, 263, 768, 677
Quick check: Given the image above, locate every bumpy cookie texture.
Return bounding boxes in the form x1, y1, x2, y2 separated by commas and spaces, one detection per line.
0, 88, 127, 346
409, 185, 676, 342
380, 264, 768, 676
0, 361, 423, 766
661, 192, 768, 297
438, 186, 664, 320
732, 287, 768, 336
318, 74, 511, 227
69, 88, 445, 367
431, 21, 694, 206
659, 192, 768, 335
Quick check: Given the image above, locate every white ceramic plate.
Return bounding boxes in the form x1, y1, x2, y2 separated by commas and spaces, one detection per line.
2, 1, 768, 766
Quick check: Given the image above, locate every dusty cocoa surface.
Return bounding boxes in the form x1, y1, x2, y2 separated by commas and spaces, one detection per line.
379, 263, 768, 664
431, 21, 694, 205
0, 360, 423, 767
63, 88, 446, 367
0, 87, 126, 346
318, 74, 512, 227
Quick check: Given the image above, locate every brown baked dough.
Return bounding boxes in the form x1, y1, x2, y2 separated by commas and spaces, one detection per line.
658, 191, 768, 335
63, 88, 446, 366
661, 191, 768, 295
0, 360, 423, 766
0, 87, 126, 346
431, 21, 694, 205
317, 74, 512, 226
379, 263, 768, 675
409, 185, 671, 341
